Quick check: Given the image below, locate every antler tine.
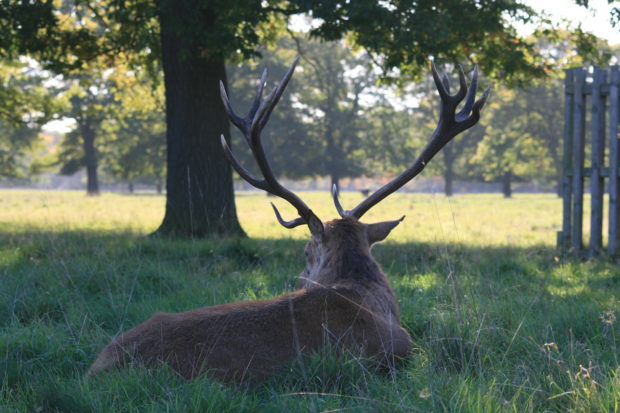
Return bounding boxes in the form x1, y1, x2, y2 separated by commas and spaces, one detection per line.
255, 56, 300, 133
251, 86, 278, 136
244, 58, 314, 222
219, 57, 322, 233
343, 62, 490, 220
433, 62, 471, 112
332, 184, 346, 217
457, 65, 478, 121
248, 68, 268, 119
441, 72, 450, 93
250, 58, 300, 136
476, 86, 491, 111
460, 85, 491, 129
219, 81, 245, 131
271, 203, 307, 228
431, 62, 450, 101
454, 64, 468, 102
220, 135, 266, 189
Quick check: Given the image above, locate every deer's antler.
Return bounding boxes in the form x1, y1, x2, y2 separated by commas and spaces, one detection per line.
333, 63, 491, 219
220, 57, 323, 234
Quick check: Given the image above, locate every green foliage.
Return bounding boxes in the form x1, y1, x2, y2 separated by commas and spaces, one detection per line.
533, 28, 613, 70
387, 30, 613, 194
227, 40, 313, 180
290, 0, 551, 85
100, 68, 166, 187
0, 59, 56, 179
102, 114, 166, 187
471, 87, 553, 183
0, 1, 102, 72
56, 128, 85, 176
293, 38, 378, 183
0, 121, 39, 178
467, 29, 602, 192
228, 36, 398, 184
0, 190, 619, 411
0, 0, 615, 199
52, 63, 117, 176
0, 0, 588, 84
360, 102, 423, 175
48, 61, 166, 191
386, 69, 487, 188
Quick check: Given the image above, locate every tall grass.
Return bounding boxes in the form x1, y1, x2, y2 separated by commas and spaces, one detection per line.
0, 189, 618, 412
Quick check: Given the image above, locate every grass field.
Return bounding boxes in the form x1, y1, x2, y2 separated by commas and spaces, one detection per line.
0, 189, 618, 412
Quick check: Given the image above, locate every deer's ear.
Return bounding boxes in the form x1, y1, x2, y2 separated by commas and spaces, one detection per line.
366, 216, 405, 244
307, 212, 324, 236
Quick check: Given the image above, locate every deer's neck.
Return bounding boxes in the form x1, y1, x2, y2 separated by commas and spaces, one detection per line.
325, 247, 380, 282
316, 247, 401, 320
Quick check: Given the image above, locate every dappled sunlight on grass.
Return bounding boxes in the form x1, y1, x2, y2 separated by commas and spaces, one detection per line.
0, 190, 164, 234
545, 277, 589, 297
0, 247, 21, 267
1, 189, 564, 246
240, 191, 565, 246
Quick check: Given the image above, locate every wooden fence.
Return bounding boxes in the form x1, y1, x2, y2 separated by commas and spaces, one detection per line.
559, 66, 620, 255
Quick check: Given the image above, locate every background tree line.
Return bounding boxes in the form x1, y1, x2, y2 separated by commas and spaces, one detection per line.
3, 32, 613, 198
0, 0, 617, 236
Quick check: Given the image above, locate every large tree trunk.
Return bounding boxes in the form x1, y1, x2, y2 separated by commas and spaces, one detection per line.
154, 0, 244, 237
80, 121, 99, 196
502, 171, 512, 198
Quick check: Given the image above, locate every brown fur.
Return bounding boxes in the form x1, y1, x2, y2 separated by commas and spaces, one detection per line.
88, 217, 412, 382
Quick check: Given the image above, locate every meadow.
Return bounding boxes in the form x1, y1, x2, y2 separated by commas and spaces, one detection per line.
0, 189, 618, 412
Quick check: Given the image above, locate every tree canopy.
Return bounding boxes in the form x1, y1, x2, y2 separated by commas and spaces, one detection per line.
0, 58, 55, 178
0, 0, 579, 85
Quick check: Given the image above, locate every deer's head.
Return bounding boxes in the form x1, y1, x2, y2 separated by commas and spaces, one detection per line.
220, 57, 489, 289
297, 215, 403, 289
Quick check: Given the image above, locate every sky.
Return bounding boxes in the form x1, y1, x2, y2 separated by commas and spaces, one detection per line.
522, 0, 620, 44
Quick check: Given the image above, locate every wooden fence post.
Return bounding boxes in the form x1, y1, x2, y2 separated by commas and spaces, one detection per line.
560, 69, 575, 250
608, 67, 620, 254
590, 67, 606, 255
571, 68, 587, 252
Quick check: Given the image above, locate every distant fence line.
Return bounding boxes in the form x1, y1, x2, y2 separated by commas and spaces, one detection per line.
559, 66, 620, 255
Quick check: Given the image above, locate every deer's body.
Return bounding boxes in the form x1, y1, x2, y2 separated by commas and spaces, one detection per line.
89, 59, 488, 383
89, 218, 411, 381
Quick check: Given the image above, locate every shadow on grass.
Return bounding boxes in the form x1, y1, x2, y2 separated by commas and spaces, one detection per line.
1, 228, 617, 329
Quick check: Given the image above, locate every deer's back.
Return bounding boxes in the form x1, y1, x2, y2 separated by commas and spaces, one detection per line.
88, 286, 411, 382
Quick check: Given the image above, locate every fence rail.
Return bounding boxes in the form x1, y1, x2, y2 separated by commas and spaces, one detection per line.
559, 66, 620, 255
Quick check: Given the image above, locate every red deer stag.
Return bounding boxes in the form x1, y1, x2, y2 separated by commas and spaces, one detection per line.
88, 58, 489, 383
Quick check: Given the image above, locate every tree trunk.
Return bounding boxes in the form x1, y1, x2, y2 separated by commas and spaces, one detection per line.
80, 121, 99, 196
128, 182, 134, 193
443, 143, 455, 197
154, 0, 244, 237
502, 171, 512, 198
